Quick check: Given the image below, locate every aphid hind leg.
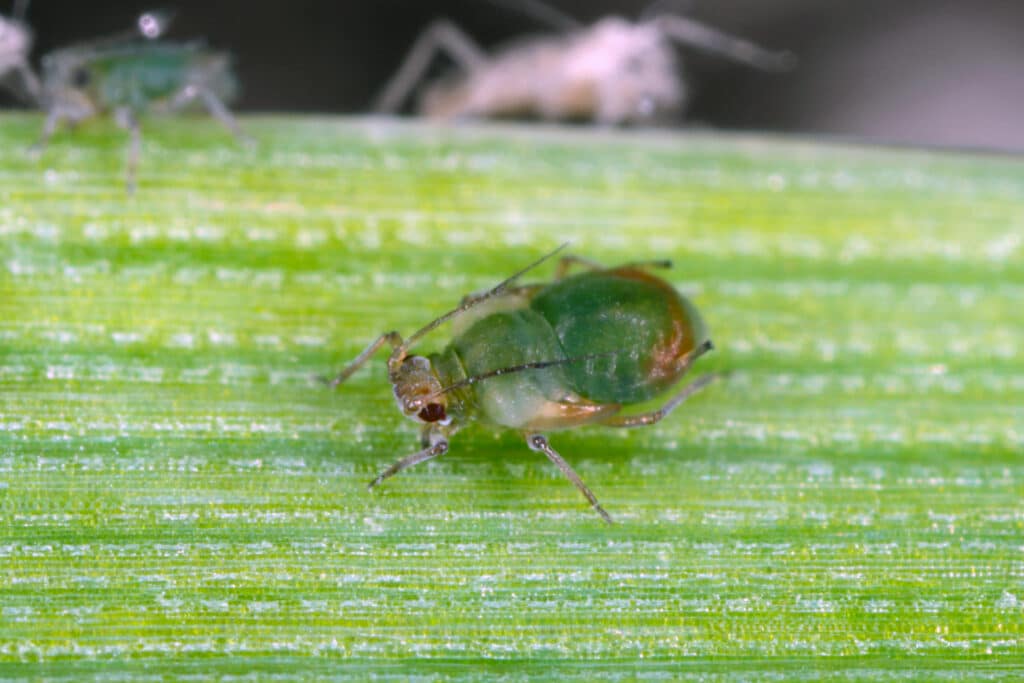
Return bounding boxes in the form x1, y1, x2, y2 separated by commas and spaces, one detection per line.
318, 331, 403, 389
526, 434, 613, 524
374, 19, 488, 113
555, 255, 673, 279
599, 371, 719, 428
368, 437, 449, 491
199, 89, 254, 146
169, 85, 252, 146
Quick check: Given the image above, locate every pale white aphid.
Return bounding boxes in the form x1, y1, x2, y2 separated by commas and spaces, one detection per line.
0, 0, 41, 104
374, 3, 794, 125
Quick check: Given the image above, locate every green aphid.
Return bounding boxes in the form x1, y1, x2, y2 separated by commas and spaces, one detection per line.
324, 245, 718, 523
31, 10, 248, 192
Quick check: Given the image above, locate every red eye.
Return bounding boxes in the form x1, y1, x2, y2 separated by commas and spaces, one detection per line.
417, 403, 446, 423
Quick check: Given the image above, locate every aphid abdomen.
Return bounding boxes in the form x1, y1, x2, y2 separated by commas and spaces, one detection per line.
92, 46, 193, 111
447, 308, 582, 429
422, 42, 554, 120
530, 267, 709, 404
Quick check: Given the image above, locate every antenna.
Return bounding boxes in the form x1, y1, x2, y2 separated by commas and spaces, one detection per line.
483, 0, 581, 31
429, 349, 628, 400
656, 14, 796, 71
388, 243, 569, 371
12, 0, 29, 22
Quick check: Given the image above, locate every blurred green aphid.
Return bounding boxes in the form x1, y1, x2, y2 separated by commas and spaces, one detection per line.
324, 245, 717, 523
32, 10, 247, 192
0, 0, 41, 103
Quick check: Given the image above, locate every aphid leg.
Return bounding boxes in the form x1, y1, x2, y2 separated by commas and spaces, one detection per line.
114, 108, 142, 194
8, 62, 42, 105
554, 255, 605, 278
368, 437, 449, 491
374, 19, 488, 113
170, 85, 253, 146
555, 255, 673, 279
526, 434, 613, 524
318, 331, 403, 389
599, 371, 720, 428
653, 14, 796, 71
28, 109, 66, 159
199, 89, 254, 146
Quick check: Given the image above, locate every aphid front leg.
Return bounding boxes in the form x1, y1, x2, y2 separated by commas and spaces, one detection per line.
374, 19, 488, 113
368, 435, 449, 491
526, 434, 613, 524
599, 370, 719, 428
319, 331, 403, 389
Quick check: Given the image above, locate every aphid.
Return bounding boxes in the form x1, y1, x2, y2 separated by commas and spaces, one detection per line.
0, 0, 41, 104
323, 245, 718, 523
374, 1, 794, 125
31, 10, 248, 193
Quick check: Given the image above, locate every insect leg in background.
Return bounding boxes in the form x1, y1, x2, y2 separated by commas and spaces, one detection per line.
373, 19, 487, 114
166, 68, 252, 145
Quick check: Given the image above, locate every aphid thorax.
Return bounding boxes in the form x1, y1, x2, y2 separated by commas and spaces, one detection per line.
375, 3, 794, 125
323, 245, 721, 524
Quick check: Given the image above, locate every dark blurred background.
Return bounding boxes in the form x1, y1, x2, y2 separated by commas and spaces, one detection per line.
7, 0, 1024, 152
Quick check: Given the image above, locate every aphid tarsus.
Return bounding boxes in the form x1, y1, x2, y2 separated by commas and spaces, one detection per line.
374, 5, 794, 125
324, 245, 719, 523
30, 10, 249, 193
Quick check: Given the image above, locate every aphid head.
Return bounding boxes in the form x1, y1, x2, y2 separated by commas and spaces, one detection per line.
40, 48, 99, 120
390, 355, 450, 426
